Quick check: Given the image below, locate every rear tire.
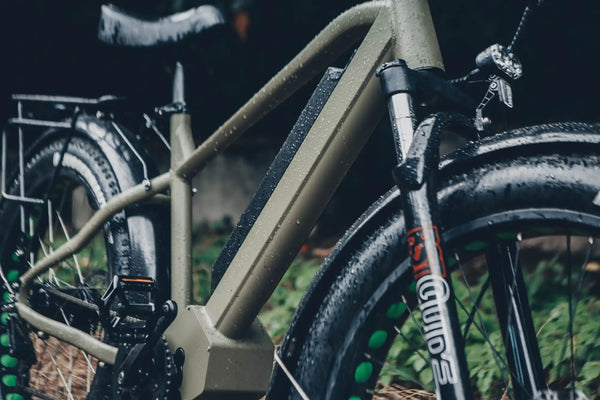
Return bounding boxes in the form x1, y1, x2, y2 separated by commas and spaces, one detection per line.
0, 135, 164, 399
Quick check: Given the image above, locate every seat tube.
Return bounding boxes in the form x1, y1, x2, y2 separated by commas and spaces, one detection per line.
170, 62, 195, 307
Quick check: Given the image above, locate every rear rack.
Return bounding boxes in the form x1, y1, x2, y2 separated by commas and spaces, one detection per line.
8, 94, 125, 129
1, 94, 130, 206
2, 93, 170, 208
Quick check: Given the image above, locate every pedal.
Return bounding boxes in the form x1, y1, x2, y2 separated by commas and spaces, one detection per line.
101, 276, 155, 318
100, 275, 158, 342
115, 300, 177, 387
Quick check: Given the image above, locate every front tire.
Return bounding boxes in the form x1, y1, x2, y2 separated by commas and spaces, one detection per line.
269, 125, 600, 400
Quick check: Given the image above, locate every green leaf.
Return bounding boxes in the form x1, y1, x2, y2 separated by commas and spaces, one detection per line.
412, 355, 427, 372
581, 361, 600, 381
379, 373, 393, 387
418, 367, 433, 387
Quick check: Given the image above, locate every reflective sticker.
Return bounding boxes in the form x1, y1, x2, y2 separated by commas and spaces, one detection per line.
464, 241, 488, 251
2, 374, 16, 387
368, 330, 388, 349
386, 302, 406, 319
1, 354, 17, 368
354, 362, 373, 383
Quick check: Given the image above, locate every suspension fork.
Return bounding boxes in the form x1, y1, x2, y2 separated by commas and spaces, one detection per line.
378, 60, 473, 399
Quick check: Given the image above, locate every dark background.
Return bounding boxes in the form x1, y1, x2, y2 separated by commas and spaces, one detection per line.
0, 0, 599, 235
0, 0, 599, 129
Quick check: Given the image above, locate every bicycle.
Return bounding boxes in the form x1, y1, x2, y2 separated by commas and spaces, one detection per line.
0, 0, 599, 399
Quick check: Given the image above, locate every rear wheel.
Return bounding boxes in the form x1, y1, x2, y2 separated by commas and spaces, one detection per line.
0, 135, 166, 400
270, 134, 600, 399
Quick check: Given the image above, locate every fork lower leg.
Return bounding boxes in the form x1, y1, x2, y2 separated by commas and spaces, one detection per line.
396, 178, 473, 400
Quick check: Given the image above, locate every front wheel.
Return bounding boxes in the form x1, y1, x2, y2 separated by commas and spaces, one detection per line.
269, 125, 600, 400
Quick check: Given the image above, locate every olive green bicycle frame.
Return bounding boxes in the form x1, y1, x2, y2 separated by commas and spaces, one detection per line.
15, 0, 444, 397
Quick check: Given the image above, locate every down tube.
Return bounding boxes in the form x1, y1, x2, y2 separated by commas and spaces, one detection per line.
205, 10, 394, 339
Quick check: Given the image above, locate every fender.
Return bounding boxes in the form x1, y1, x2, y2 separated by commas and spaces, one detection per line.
268, 121, 600, 394
33, 113, 170, 295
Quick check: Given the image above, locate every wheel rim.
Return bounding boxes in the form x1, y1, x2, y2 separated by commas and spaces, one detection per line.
341, 210, 600, 400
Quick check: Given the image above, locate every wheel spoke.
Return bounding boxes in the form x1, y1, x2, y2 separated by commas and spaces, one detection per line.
461, 274, 490, 339
59, 307, 97, 376
274, 350, 311, 400
22, 192, 101, 398
0, 262, 15, 295
454, 290, 514, 398
487, 237, 547, 399
0, 137, 139, 399
455, 254, 514, 397
24, 387, 56, 400
29, 215, 36, 266
394, 325, 430, 365
505, 239, 544, 397
566, 235, 576, 393
37, 237, 75, 287
45, 340, 76, 400
401, 295, 427, 341
47, 200, 54, 247
571, 237, 593, 319
56, 211, 85, 285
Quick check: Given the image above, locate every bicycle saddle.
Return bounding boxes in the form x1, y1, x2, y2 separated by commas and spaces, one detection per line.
98, 4, 225, 47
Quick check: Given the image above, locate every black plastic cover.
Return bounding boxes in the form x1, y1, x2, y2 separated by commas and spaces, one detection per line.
211, 67, 344, 290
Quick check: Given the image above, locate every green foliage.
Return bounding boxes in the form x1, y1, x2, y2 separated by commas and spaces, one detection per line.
77, 223, 599, 398
39, 232, 108, 289
191, 228, 320, 343
258, 257, 320, 342
192, 232, 224, 305
380, 253, 600, 399
143, 219, 580, 400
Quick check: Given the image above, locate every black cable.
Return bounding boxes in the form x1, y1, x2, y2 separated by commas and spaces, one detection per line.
508, 6, 534, 52
24, 107, 82, 262
448, 68, 480, 85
